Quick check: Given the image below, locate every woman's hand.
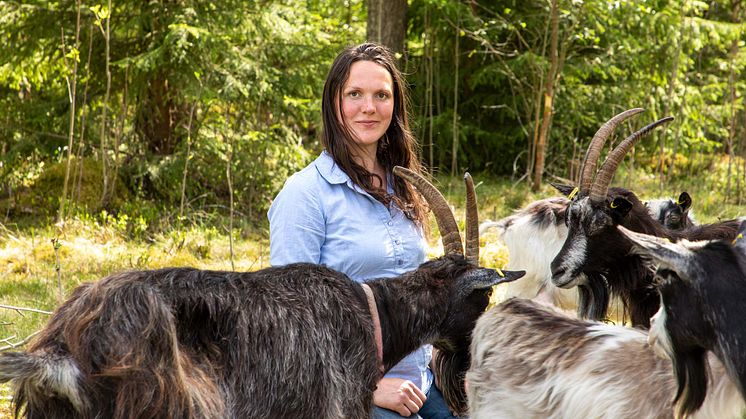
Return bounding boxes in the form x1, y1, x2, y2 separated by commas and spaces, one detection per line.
373, 377, 426, 417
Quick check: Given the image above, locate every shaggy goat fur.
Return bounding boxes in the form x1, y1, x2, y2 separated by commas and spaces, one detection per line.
0, 258, 523, 418
467, 298, 745, 419
620, 221, 746, 417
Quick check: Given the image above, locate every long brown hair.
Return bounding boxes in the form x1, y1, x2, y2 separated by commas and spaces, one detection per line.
321, 42, 428, 228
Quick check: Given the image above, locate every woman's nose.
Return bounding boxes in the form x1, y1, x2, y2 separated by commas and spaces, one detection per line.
361, 96, 375, 113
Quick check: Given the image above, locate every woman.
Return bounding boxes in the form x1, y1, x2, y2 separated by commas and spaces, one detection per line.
268, 43, 458, 419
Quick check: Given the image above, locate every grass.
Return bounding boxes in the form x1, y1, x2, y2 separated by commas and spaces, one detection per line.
0, 168, 744, 413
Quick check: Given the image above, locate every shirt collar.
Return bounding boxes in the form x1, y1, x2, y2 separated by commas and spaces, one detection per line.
315, 150, 395, 195
315, 150, 350, 185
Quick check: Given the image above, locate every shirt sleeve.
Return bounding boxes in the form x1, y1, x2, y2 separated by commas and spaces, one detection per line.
268, 174, 325, 266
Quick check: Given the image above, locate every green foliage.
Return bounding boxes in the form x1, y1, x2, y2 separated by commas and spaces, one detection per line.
0, 0, 744, 228
0, 0, 365, 225
406, 0, 746, 198
0, 158, 129, 222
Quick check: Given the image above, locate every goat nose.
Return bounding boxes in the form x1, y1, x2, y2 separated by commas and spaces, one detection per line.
551, 266, 566, 280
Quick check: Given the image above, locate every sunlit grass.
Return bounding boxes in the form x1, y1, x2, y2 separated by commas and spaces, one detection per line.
0, 384, 12, 418
1, 168, 744, 411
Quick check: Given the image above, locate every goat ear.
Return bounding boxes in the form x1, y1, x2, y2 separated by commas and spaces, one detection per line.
461, 268, 525, 292
617, 226, 692, 272
550, 182, 576, 197
608, 197, 632, 218
677, 192, 692, 211
733, 220, 746, 253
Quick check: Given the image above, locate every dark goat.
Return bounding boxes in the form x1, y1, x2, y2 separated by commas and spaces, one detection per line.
550, 109, 740, 327
645, 192, 695, 230
619, 222, 746, 417
0, 169, 524, 418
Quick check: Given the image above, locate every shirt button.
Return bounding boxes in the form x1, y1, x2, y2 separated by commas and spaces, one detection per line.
387, 221, 393, 226
397, 259, 403, 265
395, 239, 401, 245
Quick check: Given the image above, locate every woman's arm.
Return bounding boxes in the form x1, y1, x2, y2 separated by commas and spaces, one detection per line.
268, 176, 325, 265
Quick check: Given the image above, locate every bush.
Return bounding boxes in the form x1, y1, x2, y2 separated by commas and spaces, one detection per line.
0, 158, 130, 221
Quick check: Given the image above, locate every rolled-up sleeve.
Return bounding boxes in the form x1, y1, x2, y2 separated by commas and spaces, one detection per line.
268, 174, 325, 266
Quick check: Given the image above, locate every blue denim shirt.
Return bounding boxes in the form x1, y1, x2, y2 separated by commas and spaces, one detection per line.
268, 151, 433, 392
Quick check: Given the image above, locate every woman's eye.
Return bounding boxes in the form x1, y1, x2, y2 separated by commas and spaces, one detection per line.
377, 92, 389, 99
349, 91, 360, 98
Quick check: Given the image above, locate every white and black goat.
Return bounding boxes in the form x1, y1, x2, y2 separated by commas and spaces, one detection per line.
619, 221, 746, 417
645, 191, 696, 230
478, 193, 695, 312
467, 297, 745, 419
478, 197, 576, 309
550, 108, 740, 327
0, 168, 525, 419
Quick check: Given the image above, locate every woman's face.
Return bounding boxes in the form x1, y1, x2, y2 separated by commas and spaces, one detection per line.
340, 60, 394, 153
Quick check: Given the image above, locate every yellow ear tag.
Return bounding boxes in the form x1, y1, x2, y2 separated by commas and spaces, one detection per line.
568, 187, 579, 200
496, 267, 505, 277
733, 233, 743, 245
610, 201, 619, 209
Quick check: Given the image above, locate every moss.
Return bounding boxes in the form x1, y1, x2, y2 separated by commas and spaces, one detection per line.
1, 158, 130, 218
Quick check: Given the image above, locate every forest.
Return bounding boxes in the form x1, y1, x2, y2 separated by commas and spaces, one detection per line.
1, 0, 744, 227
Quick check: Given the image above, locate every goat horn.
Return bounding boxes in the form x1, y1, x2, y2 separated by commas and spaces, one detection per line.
579, 108, 645, 193
393, 166, 463, 255
590, 116, 674, 204
464, 173, 479, 264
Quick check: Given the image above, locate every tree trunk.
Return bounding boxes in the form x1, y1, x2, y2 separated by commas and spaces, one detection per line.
532, 0, 559, 192
366, 0, 407, 55
99, 4, 112, 207
725, 1, 742, 200
135, 72, 186, 156
179, 94, 199, 222
58, 0, 82, 222
225, 107, 235, 271
451, 11, 460, 176
659, 1, 684, 191
667, 84, 687, 179
74, 22, 94, 203
109, 63, 128, 206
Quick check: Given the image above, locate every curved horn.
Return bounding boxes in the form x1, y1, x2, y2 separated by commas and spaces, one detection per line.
393, 166, 463, 255
590, 116, 674, 204
464, 173, 479, 264
579, 108, 645, 193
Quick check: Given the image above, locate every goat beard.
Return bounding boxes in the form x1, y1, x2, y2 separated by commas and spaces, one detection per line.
672, 347, 708, 418
577, 277, 609, 321
431, 348, 469, 416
